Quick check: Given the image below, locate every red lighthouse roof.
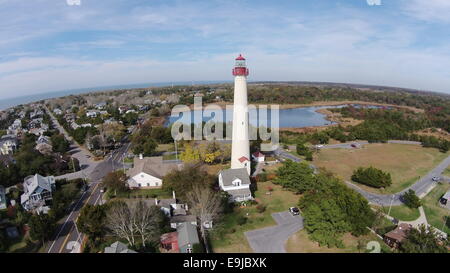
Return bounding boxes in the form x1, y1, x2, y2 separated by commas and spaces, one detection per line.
235, 54, 245, 60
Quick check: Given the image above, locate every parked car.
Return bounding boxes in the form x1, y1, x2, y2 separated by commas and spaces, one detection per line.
289, 207, 300, 216
100, 187, 106, 193
351, 144, 357, 148
432, 176, 440, 182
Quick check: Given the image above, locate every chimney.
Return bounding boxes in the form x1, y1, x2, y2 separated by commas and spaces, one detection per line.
139, 154, 143, 160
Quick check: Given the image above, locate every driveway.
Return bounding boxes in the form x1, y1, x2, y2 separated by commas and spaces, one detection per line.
245, 211, 303, 253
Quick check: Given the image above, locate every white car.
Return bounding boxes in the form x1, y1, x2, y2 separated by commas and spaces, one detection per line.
289, 207, 300, 216
316, 144, 324, 148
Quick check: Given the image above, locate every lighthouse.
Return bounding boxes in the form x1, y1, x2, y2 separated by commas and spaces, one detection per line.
231, 54, 251, 175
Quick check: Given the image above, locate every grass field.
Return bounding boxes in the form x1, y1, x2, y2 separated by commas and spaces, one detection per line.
375, 205, 420, 221
210, 181, 300, 253
286, 230, 388, 253
422, 182, 450, 234
314, 143, 448, 194
444, 167, 450, 177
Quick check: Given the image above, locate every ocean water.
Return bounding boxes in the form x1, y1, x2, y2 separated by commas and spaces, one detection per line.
0, 81, 227, 111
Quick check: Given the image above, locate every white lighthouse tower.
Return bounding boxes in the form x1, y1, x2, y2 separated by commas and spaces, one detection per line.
231, 54, 251, 175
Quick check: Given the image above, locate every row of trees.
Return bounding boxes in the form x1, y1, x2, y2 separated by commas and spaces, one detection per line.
274, 161, 375, 247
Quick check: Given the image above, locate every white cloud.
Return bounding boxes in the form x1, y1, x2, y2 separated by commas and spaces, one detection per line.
402, 0, 450, 23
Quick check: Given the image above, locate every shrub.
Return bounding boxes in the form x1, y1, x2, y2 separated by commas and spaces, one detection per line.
351, 166, 392, 188
237, 215, 247, 226
402, 189, 421, 208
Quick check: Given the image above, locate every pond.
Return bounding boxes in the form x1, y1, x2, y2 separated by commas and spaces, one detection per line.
166, 104, 388, 128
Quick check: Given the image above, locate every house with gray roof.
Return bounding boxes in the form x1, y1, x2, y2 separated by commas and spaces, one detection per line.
218, 168, 253, 202
440, 190, 450, 209
177, 222, 200, 253
104, 241, 137, 253
20, 174, 56, 213
126, 156, 183, 188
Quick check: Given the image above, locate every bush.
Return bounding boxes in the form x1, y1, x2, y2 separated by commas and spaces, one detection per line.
237, 215, 247, 226
351, 166, 392, 188
402, 189, 421, 208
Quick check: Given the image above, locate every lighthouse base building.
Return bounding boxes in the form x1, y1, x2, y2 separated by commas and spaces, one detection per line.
218, 54, 253, 203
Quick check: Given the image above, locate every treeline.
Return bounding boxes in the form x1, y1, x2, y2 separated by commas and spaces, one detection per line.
131, 120, 173, 156
274, 161, 375, 247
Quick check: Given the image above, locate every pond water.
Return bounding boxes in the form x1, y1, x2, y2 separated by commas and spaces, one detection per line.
166, 104, 388, 128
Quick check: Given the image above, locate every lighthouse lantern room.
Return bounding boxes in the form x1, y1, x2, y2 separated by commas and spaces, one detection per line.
232, 54, 249, 76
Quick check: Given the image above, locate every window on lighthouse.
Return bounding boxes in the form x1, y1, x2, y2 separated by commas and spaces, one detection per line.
235, 60, 246, 67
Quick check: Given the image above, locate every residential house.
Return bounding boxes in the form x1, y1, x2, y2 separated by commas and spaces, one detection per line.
20, 174, 56, 214
126, 156, 182, 188
7, 119, 22, 135
252, 151, 265, 162
383, 223, 412, 248
35, 135, 52, 155
0, 154, 15, 167
218, 168, 253, 202
53, 108, 63, 115
95, 102, 107, 110
0, 135, 18, 155
104, 241, 137, 253
160, 222, 200, 253
0, 185, 6, 210
118, 106, 129, 114
154, 192, 197, 229
70, 121, 80, 130
86, 110, 98, 118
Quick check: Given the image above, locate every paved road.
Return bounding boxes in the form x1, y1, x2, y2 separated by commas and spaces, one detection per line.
275, 142, 450, 206
245, 211, 303, 253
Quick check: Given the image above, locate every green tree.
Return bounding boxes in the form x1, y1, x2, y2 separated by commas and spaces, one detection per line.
163, 164, 215, 199
101, 171, 128, 195
400, 225, 448, 253
402, 189, 421, 209
51, 134, 70, 153
77, 204, 107, 240
29, 214, 56, 244
274, 160, 315, 193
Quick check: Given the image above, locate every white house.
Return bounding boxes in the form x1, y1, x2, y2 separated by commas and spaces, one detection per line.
252, 151, 265, 162
86, 111, 98, 118
20, 174, 56, 214
53, 108, 63, 115
0, 135, 18, 155
218, 168, 253, 202
126, 156, 182, 188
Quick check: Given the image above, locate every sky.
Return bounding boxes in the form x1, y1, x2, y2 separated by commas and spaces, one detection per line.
1, 0, 450, 99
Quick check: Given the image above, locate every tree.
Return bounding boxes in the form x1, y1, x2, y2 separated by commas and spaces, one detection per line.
77, 204, 107, 240
402, 189, 421, 208
274, 160, 315, 194
186, 185, 222, 253
400, 225, 448, 253
163, 164, 215, 199
180, 143, 201, 163
106, 201, 165, 248
101, 171, 128, 195
351, 166, 392, 188
51, 134, 70, 153
29, 214, 56, 245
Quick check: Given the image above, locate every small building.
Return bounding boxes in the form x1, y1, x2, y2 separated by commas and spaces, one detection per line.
86, 110, 98, 118
252, 151, 265, 162
126, 156, 182, 188
104, 241, 137, 253
53, 108, 63, 115
160, 222, 201, 253
439, 190, 450, 209
0, 185, 7, 210
218, 168, 253, 203
20, 174, 56, 213
383, 223, 412, 248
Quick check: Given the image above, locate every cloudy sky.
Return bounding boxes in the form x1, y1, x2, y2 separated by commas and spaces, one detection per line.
1, 0, 450, 99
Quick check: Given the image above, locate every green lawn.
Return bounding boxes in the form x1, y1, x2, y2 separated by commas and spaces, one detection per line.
111, 188, 173, 199
378, 205, 420, 221
210, 182, 300, 253
443, 167, 450, 177
314, 143, 449, 194
422, 182, 450, 234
